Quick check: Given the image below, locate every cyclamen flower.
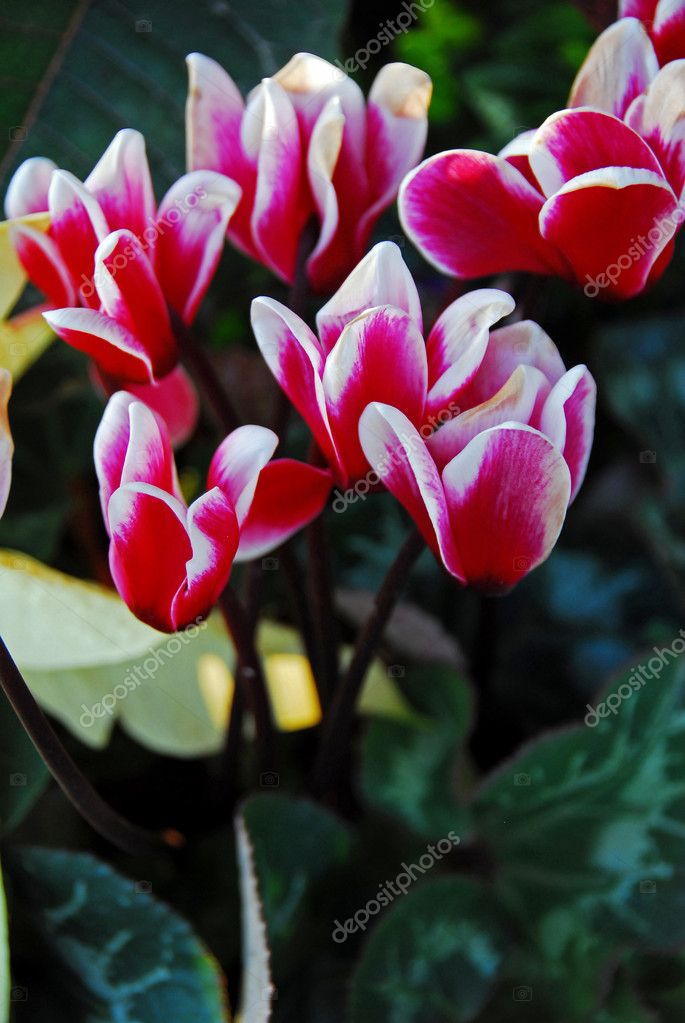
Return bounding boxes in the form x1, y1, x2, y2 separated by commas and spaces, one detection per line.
619, 0, 685, 64
186, 51, 431, 293
5, 130, 241, 443
0, 369, 13, 517
95, 393, 332, 632
359, 322, 596, 592
250, 238, 594, 581
399, 18, 685, 299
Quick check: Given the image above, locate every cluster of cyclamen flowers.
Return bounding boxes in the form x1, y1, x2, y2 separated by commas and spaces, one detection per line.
1, 0, 683, 633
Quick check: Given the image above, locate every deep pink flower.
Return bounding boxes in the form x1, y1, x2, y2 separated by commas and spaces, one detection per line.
619, 0, 685, 64
5, 130, 241, 443
354, 297, 596, 592
399, 19, 685, 300
94, 393, 331, 632
186, 52, 431, 293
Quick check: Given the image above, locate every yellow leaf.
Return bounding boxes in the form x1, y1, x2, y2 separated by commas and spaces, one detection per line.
264, 653, 321, 731
0, 304, 54, 379
0, 213, 54, 379
0, 212, 50, 319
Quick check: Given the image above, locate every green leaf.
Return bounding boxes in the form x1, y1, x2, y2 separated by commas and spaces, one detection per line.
349, 877, 510, 1023
474, 653, 685, 951
360, 665, 474, 839
238, 795, 352, 976
1, 0, 350, 192
5, 846, 230, 1021
0, 685, 49, 837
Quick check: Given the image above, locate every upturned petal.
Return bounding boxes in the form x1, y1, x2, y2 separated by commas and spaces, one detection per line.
530, 108, 664, 199
48, 170, 110, 306
425, 289, 515, 420
538, 167, 679, 299
243, 79, 306, 283
315, 241, 422, 355
85, 129, 156, 241
399, 150, 568, 278
43, 307, 155, 383
93, 393, 179, 518
568, 18, 658, 117
94, 229, 176, 378
5, 157, 56, 218
358, 63, 432, 246
653, 0, 685, 65
441, 424, 571, 592
427, 365, 550, 469
625, 59, 685, 197
539, 365, 596, 502
358, 402, 463, 578
107, 483, 238, 632
207, 424, 278, 524
186, 52, 258, 262
9, 224, 76, 307
323, 306, 427, 483
250, 296, 341, 475
236, 459, 333, 561
118, 366, 200, 449
499, 131, 540, 189
155, 170, 241, 324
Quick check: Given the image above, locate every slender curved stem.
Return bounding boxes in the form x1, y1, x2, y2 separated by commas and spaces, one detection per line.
312, 529, 424, 795
218, 586, 275, 774
0, 637, 179, 856
170, 309, 241, 436
306, 509, 339, 708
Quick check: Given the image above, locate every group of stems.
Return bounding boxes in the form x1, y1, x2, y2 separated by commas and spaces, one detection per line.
0, 235, 423, 856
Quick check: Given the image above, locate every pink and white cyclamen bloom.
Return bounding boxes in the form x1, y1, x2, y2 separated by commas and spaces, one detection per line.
186, 51, 431, 293
399, 17, 685, 299
95, 392, 332, 632
347, 274, 595, 592
619, 0, 685, 65
5, 130, 242, 443
251, 241, 595, 589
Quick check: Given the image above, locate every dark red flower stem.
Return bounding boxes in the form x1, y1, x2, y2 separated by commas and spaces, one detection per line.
312, 529, 424, 795
218, 586, 275, 774
0, 636, 180, 856
170, 309, 241, 436
306, 507, 339, 708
